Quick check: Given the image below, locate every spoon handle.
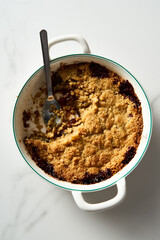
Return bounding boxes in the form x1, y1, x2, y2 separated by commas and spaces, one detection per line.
40, 29, 53, 97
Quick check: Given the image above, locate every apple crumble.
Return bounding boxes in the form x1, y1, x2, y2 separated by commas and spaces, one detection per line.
24, 62, 143, 184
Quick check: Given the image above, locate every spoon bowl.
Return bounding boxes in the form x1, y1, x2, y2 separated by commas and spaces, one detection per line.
42, 96, 61, 125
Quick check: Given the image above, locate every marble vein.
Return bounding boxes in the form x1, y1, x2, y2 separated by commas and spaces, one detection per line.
25, 210, 47, 232
151, 94, 160, 106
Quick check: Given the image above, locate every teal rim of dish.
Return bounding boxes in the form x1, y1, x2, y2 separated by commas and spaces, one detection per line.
12, 53, 152, 192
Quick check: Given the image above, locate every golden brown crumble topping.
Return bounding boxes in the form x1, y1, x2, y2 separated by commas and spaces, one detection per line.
24, 62, 143, 184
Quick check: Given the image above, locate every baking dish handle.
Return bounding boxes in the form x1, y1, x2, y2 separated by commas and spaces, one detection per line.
72, 178, 126, 212
48, 34, 91, 60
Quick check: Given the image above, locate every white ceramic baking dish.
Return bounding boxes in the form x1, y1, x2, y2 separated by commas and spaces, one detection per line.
13, 34, 152, 211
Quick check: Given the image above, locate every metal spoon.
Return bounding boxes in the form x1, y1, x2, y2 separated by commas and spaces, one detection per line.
40, 29, 61, 125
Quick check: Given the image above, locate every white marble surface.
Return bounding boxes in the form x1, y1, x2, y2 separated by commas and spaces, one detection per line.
1, 0, 160, 239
